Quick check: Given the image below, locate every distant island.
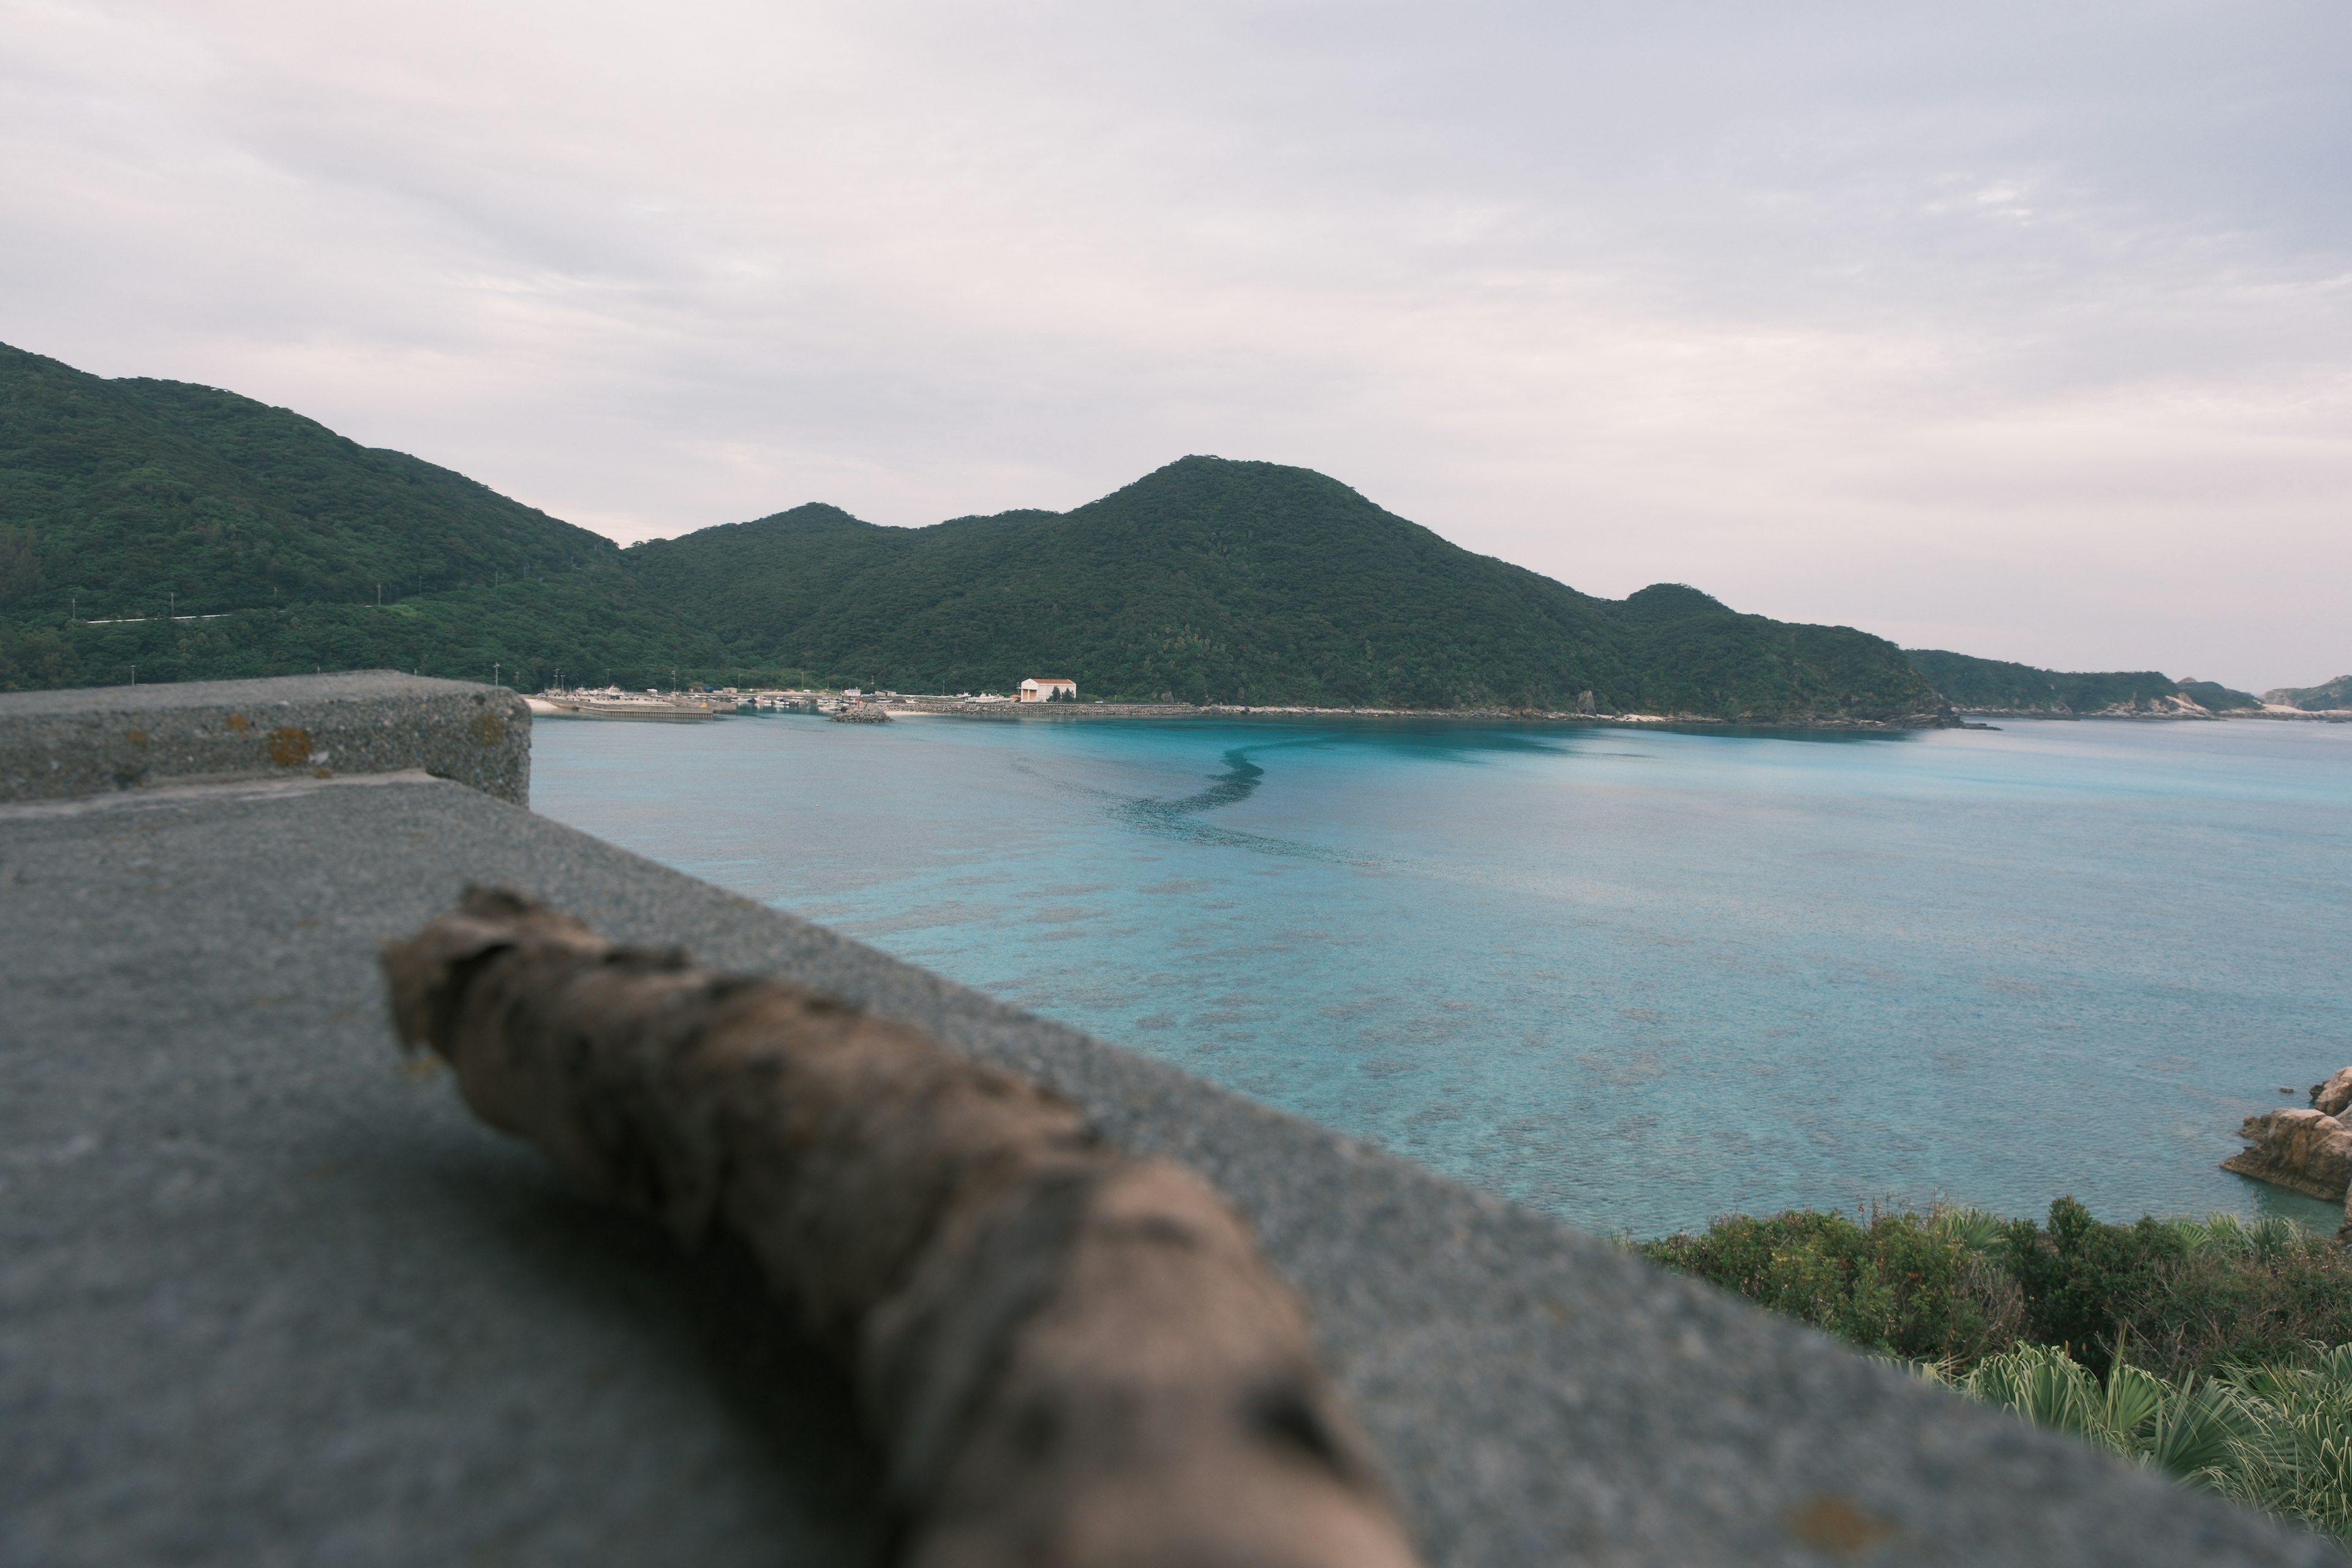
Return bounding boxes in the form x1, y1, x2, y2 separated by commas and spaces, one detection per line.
0, 339, 2327, 725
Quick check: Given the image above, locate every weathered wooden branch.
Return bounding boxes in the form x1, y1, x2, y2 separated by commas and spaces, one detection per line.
382, 888, 1422, 1568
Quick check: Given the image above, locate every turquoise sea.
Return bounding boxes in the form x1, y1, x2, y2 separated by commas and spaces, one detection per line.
533, 713, 2352, 1239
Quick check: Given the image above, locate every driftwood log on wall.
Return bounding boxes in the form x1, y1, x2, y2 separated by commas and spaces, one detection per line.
382, 888, 1422, 1568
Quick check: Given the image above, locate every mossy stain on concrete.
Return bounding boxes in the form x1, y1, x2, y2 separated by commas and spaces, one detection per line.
268, 726, 312, 767
1786, 1494, 1894, 1555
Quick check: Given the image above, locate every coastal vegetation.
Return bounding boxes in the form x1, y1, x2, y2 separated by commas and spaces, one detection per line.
1642, 1200, 2352, 1379
1932, 1343, 2352, 1543
1643, 1201, 2352, 1541
1, 342, 1948, 721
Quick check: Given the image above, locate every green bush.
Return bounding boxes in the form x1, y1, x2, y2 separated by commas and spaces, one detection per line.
1637, 1207, 2018, 1364
2002, 1200, 2352, 1380
1998, 1198, 2189, 1376
1645, 1200, 2352, 1544
1643, 1199, 2352, 1382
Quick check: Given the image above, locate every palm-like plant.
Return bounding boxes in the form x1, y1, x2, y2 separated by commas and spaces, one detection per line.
2222, 1345, 2352, 1539
1926, 1204, 2008, 1254
2163, 1212, 2305, 1262
1933, 1341, 2352, 1544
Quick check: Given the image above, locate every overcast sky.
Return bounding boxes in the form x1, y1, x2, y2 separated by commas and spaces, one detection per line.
6, 1, 2346, 688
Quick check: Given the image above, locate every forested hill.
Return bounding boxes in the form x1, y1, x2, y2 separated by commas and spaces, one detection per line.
0, 342, 617, 617
1903, 648, 2261, 714
0, 342, 725, 691
1, 341, 1951, 721
622, 458, 1951, 721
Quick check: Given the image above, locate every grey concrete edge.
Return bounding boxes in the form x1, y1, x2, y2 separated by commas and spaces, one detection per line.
0, 672, 530, 806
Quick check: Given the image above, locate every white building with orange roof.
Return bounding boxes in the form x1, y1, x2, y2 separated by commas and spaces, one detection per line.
1018, 677, 1077, 703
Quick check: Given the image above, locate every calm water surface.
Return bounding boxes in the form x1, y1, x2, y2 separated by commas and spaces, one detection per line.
532, 713, 2352, 1238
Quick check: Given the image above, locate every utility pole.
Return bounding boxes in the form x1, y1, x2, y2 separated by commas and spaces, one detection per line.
493, 662, 501, 689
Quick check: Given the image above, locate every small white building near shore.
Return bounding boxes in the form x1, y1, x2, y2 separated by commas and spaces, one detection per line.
1019, 677, 1077, 703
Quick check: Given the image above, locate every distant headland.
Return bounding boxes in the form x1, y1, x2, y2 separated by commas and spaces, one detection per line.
1904, 648, 2345, 721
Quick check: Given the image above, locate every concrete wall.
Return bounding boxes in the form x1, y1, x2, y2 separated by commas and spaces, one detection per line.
0, 671, 530, 806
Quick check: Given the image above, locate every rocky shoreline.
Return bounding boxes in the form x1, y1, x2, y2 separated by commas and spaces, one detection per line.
2225, 1068, 2352, 1238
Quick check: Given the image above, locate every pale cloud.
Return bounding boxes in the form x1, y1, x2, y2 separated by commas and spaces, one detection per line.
3, 0, 2346, 687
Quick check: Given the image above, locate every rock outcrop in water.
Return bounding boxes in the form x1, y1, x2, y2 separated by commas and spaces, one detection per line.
2223, 1105, 2352, 1204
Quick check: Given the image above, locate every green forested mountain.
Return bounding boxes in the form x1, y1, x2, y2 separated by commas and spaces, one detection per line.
1903, 648, 2261, 714
0, 343, 739, 690
2, 340, 1947, 720
622, 459, 1948, 719
0, 342, 617, 617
